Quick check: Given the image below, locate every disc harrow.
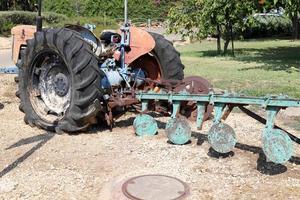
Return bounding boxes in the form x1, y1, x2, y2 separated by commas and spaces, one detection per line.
133, 91, 300, 165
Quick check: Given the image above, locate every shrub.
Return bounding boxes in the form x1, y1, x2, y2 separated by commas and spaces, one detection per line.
52, 16, 118, 36
0, 11, 67, 36
243, 14, 293, 39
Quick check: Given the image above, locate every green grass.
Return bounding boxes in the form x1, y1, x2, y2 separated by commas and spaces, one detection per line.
177, 39, 300, 98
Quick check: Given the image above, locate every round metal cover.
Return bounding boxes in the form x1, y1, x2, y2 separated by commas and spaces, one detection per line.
122, 175, 189, 200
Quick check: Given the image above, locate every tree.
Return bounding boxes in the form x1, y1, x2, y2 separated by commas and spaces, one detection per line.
0, 0, 35, 11
168, 0, 258, 55
273, 0, 300, 39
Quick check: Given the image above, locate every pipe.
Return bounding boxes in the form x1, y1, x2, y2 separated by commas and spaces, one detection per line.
36, 0, 43, 32
124, 0, 128, 25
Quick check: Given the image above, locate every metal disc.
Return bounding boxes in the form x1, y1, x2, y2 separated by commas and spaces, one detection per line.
263, 129, 293, 164
122, 175, 189, 200
166, 117, 191, 145
133, 114, 158, 136
208, 123, 237, 154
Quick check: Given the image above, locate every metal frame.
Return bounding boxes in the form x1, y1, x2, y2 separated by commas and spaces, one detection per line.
135, 91, 299, 164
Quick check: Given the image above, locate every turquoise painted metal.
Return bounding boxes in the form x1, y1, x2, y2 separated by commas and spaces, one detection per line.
263, 129, 293, 164
208, 123, 237, 154
166, 117, 191, 145
136, 91, 300, 165
133, 114, 158, 136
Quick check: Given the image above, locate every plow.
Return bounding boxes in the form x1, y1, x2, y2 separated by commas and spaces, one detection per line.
1, 0, 300, 168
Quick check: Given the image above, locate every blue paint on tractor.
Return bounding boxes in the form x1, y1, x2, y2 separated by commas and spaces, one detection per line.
0, 66, 18, 74
166, 117, 191, 145
133, 114, 158, 136
263, 128, 293, 164
208, 123, 237, 154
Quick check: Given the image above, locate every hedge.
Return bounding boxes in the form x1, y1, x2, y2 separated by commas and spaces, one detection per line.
243, 15, 293, 39
0, 11, 67, 36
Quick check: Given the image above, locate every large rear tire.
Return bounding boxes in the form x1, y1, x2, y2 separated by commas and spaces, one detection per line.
19, 28, 103, 133
148, 32, 184, 80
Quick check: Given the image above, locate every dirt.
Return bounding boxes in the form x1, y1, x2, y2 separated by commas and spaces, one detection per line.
0, 37, 12, 50
1, 74, 300, 200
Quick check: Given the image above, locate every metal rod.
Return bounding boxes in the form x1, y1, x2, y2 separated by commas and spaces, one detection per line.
124, 0, 128, 25
36, 0, 43, 32
239, 106, 300, 144
137, 92, 300, 108
38, 0, 42, 16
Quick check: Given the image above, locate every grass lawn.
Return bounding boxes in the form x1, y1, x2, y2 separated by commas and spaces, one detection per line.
177, 39, 300, 98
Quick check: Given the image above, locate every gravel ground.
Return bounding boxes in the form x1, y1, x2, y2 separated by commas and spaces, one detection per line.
1, 74, 300, 200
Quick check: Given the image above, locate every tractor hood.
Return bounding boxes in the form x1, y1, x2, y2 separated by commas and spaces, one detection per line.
114, 26, 155, 64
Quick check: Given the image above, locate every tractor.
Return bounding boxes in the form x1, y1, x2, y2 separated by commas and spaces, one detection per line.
10, 0, 300, 165
13, 0, 212, 133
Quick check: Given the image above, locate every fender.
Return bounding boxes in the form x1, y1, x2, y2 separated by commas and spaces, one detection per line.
11, 25, 36, 64
114, 26, 156, 65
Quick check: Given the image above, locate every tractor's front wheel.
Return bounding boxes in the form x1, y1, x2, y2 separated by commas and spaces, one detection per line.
19, 28, 103, 133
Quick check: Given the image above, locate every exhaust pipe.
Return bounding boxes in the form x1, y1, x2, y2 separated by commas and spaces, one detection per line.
36, 0, 42, 32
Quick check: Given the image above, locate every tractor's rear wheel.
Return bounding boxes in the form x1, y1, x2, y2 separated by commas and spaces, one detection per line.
19, 28, 103, 133
149, 32, 184, 80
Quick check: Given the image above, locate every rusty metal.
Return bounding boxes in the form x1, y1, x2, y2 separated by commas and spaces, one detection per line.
130, 54, 162, 81
174, 76, 213, 122
122, 174, 190, 200
114, 27, 156, 65
222, 104, 235, 120
11, 25, 36, 64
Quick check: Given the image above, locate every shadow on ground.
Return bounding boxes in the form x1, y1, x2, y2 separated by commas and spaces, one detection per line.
116, 116, 300, 175
182, 45, 300, 73
0, 133, 55, 178
192, 131, 300, 176
2, 116, 300, 178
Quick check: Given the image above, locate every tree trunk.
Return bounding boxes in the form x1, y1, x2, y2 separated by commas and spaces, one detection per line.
223, 9, 231, 55
230, 23, 235, 57
223, 24, 231, 55
217, 25, 221, 55
224, 38, 230, 55
292, 15, 300, 40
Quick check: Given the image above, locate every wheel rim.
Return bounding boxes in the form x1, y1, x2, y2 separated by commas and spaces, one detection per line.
129, 53, 162, 81
29, 50, 71, 123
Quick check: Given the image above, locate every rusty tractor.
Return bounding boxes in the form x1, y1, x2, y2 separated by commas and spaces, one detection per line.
9, 0, 300, 166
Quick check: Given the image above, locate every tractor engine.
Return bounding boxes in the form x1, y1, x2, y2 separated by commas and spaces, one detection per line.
100, 58, 146, 90
66, 25, 147, 93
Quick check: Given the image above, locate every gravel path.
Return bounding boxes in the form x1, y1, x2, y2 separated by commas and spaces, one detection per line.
1, 74, 300, 199
0, 37, 14, 67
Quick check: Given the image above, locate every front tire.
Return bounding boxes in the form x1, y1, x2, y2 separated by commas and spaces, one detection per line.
19, 28, 103, 133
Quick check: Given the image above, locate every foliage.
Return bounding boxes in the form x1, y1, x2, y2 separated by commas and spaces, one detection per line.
168, 0, 259, 55
272, 0, 300, 38
43, 0, 174, 20
243, 14, 292, 38
0, 0, 35, 11
0, 11, 67, 35
51, 16, 118, 36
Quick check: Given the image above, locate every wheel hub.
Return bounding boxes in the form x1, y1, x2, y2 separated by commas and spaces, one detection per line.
54, 73, 69, 97
30, 52, 71, 118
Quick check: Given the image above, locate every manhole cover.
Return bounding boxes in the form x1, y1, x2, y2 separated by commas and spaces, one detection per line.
122, 174, 189, 200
